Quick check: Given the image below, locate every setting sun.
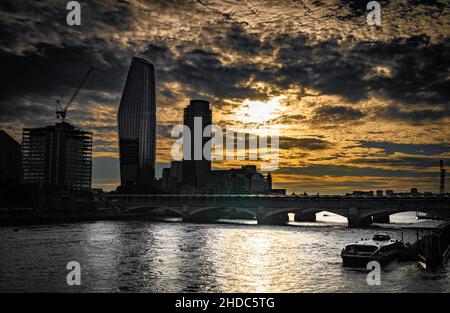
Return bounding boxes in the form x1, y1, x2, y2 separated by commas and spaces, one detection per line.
235, 96, 287, 124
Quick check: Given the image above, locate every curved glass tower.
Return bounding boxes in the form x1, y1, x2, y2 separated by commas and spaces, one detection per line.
118, 57, 156, 187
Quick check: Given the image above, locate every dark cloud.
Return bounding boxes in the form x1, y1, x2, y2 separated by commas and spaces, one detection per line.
336, 0, 389, 19
280, 136, 332, 150
273, 34, 450, 109
168, 47, 262, 101
274, 34, 370, 102
376, 104, 450, 124
349, 156, 449, 169
358, 141, 450, 156
213, 24, 272, 56
269, 113, 306, 124
311, 105, 365, 125
0, 40, 130, 101
310, 153, 347, 161
142, 43, 175, 77
361, 36, 450, 105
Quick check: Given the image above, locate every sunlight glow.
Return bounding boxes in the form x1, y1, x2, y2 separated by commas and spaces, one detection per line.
235, 96, 287, 124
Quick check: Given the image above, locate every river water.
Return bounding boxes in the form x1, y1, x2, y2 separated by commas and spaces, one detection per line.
0, 212, 448, 292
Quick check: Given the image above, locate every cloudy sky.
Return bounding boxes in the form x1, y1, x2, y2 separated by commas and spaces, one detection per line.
0, 0, 449, 194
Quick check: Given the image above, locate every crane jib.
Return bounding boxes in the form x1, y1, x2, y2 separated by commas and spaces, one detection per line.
56, 67, 94, 121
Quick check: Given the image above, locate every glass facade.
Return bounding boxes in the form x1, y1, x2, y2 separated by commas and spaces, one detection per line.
117, 57, 156, 186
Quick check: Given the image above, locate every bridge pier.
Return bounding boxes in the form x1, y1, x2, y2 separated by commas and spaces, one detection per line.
182, 215, 216, 223
257, 206, 288, 225
257, 214, 289, 225
181, 204, 207, 223
347, 216, 373, 228
182, 205, 223, 223
372, 214, 390, 223
346, 207, 373, 228
294, 211, 316, 222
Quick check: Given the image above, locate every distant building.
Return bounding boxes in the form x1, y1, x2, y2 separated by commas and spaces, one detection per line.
22, 122, 92, 190
440, 160, 446, 194
346, 190, 374, 197
211, 165, 271, 194
118, 57, 156, 188
161, 161, 184, 194
210, 170, 233, 194
0, 130, 22, 184
182, 100, 212, 193
271, 189, 286, 195
411, 188, 419, 195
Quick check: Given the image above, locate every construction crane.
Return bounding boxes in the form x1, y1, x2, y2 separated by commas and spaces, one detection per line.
56, 67, 94, 122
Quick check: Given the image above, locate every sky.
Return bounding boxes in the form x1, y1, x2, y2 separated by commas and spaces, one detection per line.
0, 0, 449, 194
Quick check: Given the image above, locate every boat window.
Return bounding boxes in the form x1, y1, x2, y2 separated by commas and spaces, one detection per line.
372, 234, 390, 241
345, 245, 355, 253
354, 245, 378, 253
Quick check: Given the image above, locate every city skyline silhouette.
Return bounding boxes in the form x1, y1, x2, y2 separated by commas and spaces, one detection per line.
0, 0, 448, 195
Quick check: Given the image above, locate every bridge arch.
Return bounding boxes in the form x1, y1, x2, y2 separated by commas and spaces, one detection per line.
263, 207, 349, 219
188, 206, 257, 220
359, 208, 431, 220
364, 209, 433, 224
122, 206, 183, 216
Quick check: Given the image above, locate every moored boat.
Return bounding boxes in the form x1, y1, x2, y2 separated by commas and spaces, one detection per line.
341, 234, 403, 267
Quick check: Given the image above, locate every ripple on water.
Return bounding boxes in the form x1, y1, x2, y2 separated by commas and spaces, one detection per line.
0, 220, 448, 292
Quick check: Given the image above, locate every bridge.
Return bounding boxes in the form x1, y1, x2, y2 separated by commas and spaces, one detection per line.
105, 194, 450, 227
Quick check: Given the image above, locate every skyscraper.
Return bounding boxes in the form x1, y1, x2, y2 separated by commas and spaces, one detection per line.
117, 57, 156, 187
22, 122, 92, 190
182, 100, 212, 193
0, 130, 22, 184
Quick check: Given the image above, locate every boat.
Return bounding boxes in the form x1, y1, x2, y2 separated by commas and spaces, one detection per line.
416, 212, 433, 220
341, 234, 403, 267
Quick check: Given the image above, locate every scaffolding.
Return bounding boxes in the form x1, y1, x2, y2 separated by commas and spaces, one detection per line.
22, 122, 92, 191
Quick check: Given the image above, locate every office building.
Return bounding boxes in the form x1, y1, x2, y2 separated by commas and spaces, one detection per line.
182, 99, 212, 193
117, 57, 156, 187
211, 165, 271, 194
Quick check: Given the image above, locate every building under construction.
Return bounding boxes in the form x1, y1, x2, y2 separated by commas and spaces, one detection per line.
22, 122, 92, 191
